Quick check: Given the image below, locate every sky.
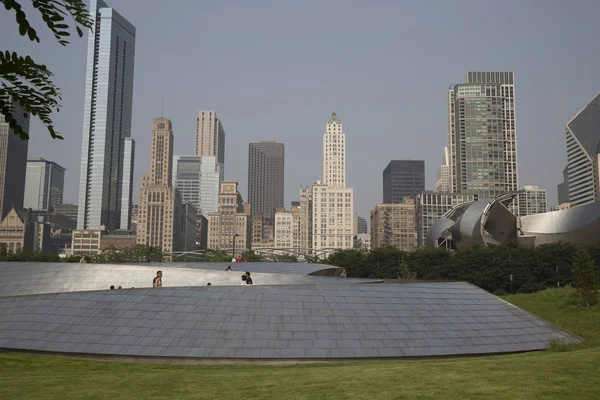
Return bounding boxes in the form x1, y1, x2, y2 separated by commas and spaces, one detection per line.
2, 0, 600, 226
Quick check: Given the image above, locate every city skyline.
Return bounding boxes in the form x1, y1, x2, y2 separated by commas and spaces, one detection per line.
2, 1, 600, 222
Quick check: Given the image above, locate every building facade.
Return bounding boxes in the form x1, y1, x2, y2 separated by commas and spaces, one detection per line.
274, 211, 293, 253
77, 0, 136, 231
298, 186, 312, 255
355, 233, 371, 250
565, 92, 600, 206
24, 158, 65, 212
248, 141, 284, 218
312, 113, 354, 253
518, 185, 548, 216
54, 203, 78, 222
0, 95, 29, 219
136, 118, 183, 254
181, 202, 198, 251
447, 72, 518, 199
172, 155, 220, 216
415, 192, 478, 248
370, 199, 417, 251
383, 160, 425, 203
436, 147, 451, 193
195, 110, 225, 179
207, 182, 250, 255
0, 208, 36, 253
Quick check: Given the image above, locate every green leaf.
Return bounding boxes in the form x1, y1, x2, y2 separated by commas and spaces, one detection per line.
19, 23, 27, 36
27, 27, 37, 41
76, 26, 83, 37
56, 31, 70, 37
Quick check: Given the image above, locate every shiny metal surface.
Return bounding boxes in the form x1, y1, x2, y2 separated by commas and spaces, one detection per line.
428, 195, 599, 248
0, 262, 347, 297
520, 202, 600, 245
0, 280, 581, 360
425, 217, 455, 247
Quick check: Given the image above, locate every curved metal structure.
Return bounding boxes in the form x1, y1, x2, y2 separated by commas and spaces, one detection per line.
0, 262, 346, 297
520, 201, 600, 245
0, 264, 582, 361
427, 195, 600, 249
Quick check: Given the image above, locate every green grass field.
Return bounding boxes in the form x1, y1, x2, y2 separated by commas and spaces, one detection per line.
1, 287, 599, 400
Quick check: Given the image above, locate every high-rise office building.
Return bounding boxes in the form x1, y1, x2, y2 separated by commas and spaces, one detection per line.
323, 113, 346, 188
436, 147, 450, 193
172, 155, 220, 247
518, 185, 547, 216
357, 215, 368, 234
298, 186, 312, 255
370, 199, 417, 251
195, 110, 225, 179
565, 92, 600, 206
172, 155, 220, 215
383, 160, 425, 203
557, 166, 569, 206
312, 113, 354, 252
54, 203, 78, 222
77, 0, 136, 231
274, 211, 293, 254
206, 182, 250, 255
353, 213, 368, 235
181, 202, 198, 252
0, 95, 29, 219
136, 118, 183, 254
415, 192, 478, 248
24, 158, 65, 212
248, 141, 285, 217
447, 72, 518, 199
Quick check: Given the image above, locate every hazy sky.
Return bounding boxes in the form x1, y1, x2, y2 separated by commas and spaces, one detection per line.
2, 0, 600, 223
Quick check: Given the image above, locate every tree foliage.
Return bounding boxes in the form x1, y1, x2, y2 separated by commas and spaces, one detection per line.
240, 250, 264, 262
324, 242, 600, 295
572, 246, 599, 306
89, 245, 165, 264
0, 0, 93, 140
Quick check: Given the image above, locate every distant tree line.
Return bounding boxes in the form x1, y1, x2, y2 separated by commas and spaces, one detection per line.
324, 243, 600, 296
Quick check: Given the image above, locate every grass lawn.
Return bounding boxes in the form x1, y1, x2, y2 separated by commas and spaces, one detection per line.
1, 287, 599, 400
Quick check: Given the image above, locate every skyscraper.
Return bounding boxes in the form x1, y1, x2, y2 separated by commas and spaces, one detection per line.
565, 92, 600, 206
24, 158, 65, 212
312, 113, 354, 252
136, 118, 183, 254
195, 110, 225, 179
323, 113, 346, 188
172, 156, 221, 216
383, 160, 425, 203
435, 147, 450, 193
248, 141, 285, 218
447, 72, 518, 198
518, 185, 547, 216
370, 199, 417, 251
0, 96, 29, 219
206, 182, 251, 254
77, 0, 136, 231
557, 166, 569, 206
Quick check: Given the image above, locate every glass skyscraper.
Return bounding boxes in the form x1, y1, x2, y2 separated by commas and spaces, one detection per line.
24, 157, 65, 211
172, 155, 221, 216
565, 92, 600, 206
0, 95, 28, 219
447, 72, 518, 199
77, 0, 136, 231
247, 141, 285, 217
382, 160, 425, 203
